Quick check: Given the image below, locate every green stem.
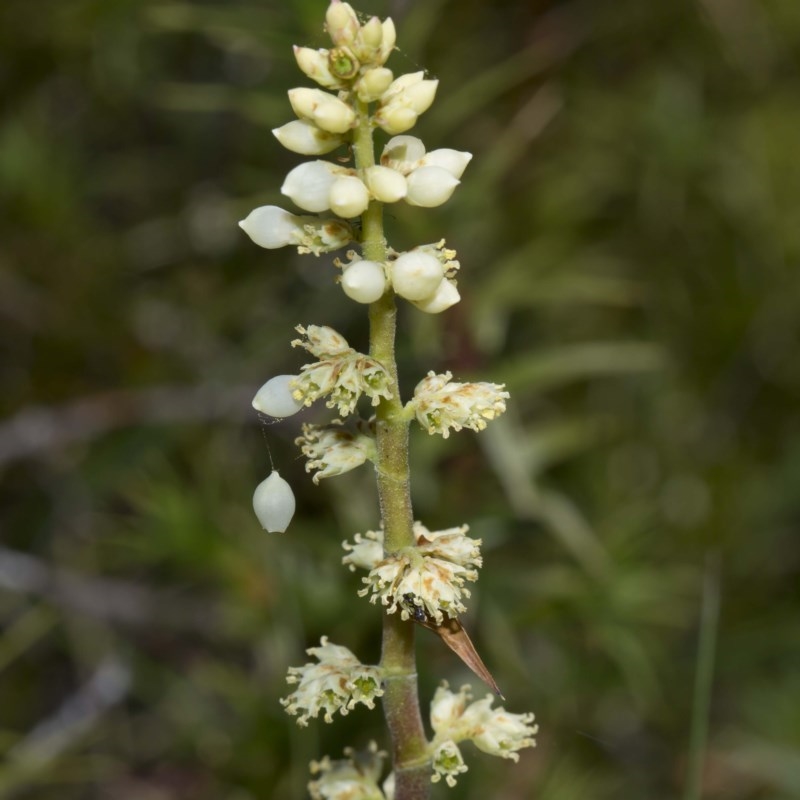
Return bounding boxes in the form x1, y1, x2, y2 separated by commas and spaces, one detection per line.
353, 100, 431, 800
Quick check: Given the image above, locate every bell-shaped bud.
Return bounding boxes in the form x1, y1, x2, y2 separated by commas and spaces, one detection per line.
412, 278, 461, 314
381, 135, 426, 173
281, 160, 340, 212
288, 88, 355, 134
421, 148, 473, 179
364, 165, 407, 203
391, 251, 444, 301
239, 206, 302, 250
383, 71, 424, 98
355, 67, 394, 102
329, 175, 370, 218
253, 470, 296, 533
272, 119, 344, 155
403, 79, 438, 114
406, 166, 460, 207
293, 46, 341, 89
326, 0, 360, 47
252, 374, 304, 418
341, 259, 387, 303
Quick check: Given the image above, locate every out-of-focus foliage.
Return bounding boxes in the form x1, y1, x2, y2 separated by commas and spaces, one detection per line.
1, 0, 799, 798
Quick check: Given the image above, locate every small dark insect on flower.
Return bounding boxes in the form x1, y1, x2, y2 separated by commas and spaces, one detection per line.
402, 592, 428, 623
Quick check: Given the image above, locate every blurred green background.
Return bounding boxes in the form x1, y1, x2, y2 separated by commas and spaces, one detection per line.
2, 0, 800, 797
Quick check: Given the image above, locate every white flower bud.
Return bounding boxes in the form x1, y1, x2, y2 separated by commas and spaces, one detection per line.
405, 165, 460, 207
329, 175, 370, 218
391, 251, 444, 301
364, 165, 407, 203
252, 374, 304, 418
375, 104, 418, 135
239, 206, 302, 249
281, 160, 340, 212
358, 16, 383, 49
325, 0, 359, 47
272, 119, 344, 155
355, 67, 394, 102
253, 470, 296, 533
288, 87, 355, 134
421, 148, 473, 179
383, 71, 424, 98
381, 135, 426, 173
292, 46, 341, 89
411, 278, 460, 314
341, 259, 387, 303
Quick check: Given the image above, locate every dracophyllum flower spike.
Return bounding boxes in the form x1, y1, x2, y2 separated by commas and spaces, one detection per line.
253, 470, 296, 532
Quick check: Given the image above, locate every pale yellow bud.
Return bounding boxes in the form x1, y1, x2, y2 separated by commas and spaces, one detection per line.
325, 0, 359, 47
364, 165, 407, 203
356, 67, 394, 102
292, 46, 341, 89
375, 105, 418, 135
288, 87, 355, 134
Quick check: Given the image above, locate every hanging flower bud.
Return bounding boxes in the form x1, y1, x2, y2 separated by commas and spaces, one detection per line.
288, 88, 356, 134
390, 251, 444, 301
405, 166, 460, 207
329, 175, 371, 218
253, 471, 296, 533
411, 278, 461, 314
364, 165, 407, 203
272, 119, 344, 155
341, 259, 388, 304
252, 374, 305, 418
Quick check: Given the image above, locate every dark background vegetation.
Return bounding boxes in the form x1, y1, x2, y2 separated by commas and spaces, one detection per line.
2, 0, 799, 797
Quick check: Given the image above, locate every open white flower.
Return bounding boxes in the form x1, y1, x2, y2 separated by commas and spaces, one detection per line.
308, 742, 388, 800
290, 325, 393, 416
296, 419, 375, 484
430, 740, 468, 787
429, 682, 538, 764
355, 522, 481, 625
281, 637, 384, 726
409, 371, 509, 438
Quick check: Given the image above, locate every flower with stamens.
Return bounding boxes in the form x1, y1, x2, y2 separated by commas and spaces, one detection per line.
281, 637, 384, 726
342, 529, 384, 572
239, 206, 352, 255
308, 743, 388, 800
296, 419, 376, 484
431, 740, 468, 787
409, 371, 509, 438
290, 325, 393, 415
429, 682, 538, 766
355, 522, 481, 625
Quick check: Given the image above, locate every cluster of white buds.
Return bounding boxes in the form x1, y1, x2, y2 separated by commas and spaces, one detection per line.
409, 371, 510, 438
281, 637, 384, 726
343, 522, 483, 625
295, 418, 376, 483
429, 683, 538, 786
308, 742, 391, 800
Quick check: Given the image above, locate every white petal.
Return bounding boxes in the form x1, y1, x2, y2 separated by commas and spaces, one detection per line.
391, 251, 444, 301
421, 148, 472, 179
252, 374, 304, 417
328, 175, 370, 218
412, 278, 461, 314
364, 165, 407, 203
405, 166, 459, 207
272, 120, 343, 155
238, 206, 300, 249
341, 259, 387, 303
281, 160, 339, 212
253, 471, 296, 533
